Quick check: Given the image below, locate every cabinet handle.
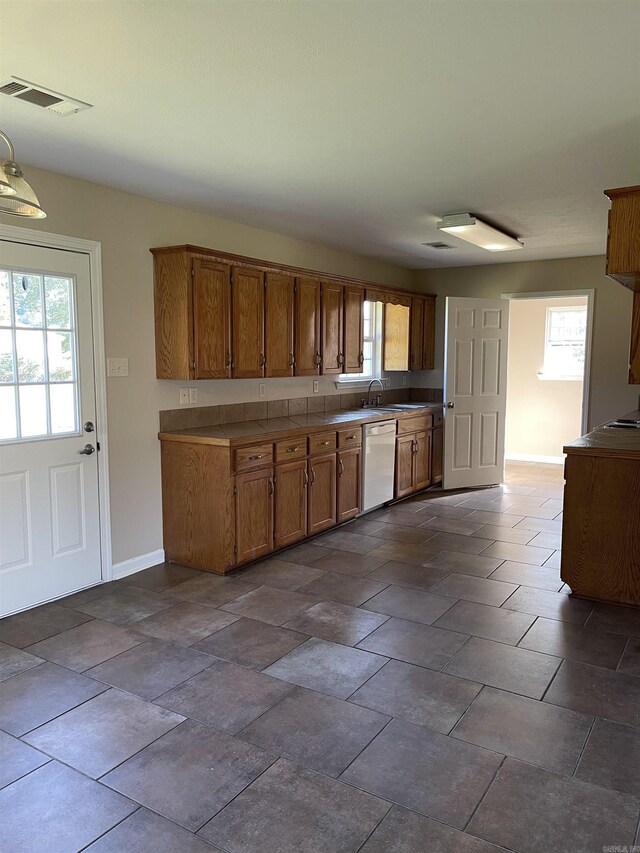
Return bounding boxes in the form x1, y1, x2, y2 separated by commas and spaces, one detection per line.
345, 434, 356, 440
338, 459, 344, 476
225, 351, 232, 369
319, 440, 330, 446
358, 352, 364, 365
260, 353, 266, 368
310, 468, 315, 485
287, 446, 300, 453
303, 470, 309, 486
289, 352, 295, 368
338, 353, 344, 366
268, 477, 274, 495
314, 351, 322, 366
248, 454, 264, 460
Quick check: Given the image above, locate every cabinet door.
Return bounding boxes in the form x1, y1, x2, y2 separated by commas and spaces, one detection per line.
343, 286, 364, 374
422, 296, 436, 370
321, 281, 344, 375
383, 303, 410, 371
395, 434, 415, 499
410, 298, 424, 371
431, 426, 443, 485
308, 453, 337, 534
414, 430, 432, 491
232, 267, 265, 378
274, 460, 308, 549
192, 259, 231, 379
265, 273, 294, 378
337, 448, 361, 522
294, 277, 321, 376
235, 467, 274, 563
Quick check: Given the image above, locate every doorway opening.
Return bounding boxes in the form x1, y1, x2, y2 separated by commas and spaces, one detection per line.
503, 291, 593, 464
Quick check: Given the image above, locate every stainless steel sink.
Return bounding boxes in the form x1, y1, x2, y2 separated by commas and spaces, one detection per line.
377, 403, 436, 411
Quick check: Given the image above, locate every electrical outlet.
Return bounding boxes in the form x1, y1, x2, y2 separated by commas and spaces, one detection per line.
189, 387, 198, 404
107, 357, 129, 377
179, 387, 189, 405
259, 384, 266, 398
313, 380, 319, 393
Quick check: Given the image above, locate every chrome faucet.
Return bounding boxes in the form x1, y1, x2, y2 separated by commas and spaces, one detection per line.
366, 378, 384, 407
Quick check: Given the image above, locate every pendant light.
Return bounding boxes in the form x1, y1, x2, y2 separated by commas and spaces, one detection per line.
0, 130, 46, 218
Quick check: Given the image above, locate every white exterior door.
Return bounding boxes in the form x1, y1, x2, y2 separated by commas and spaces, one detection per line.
0, 241, 102, 616
443, 297, 509, 489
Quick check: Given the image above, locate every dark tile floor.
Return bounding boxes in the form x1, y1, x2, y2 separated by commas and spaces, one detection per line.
1, 461, 640, 852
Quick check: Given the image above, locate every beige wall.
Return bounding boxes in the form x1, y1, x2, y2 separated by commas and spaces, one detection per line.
506, 296, 586, 459
7, 166, 413, 566
413, 256, 638, 430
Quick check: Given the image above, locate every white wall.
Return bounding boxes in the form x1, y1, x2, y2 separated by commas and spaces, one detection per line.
506, 296, 586, 460
412, 256, 639, 430
9, 166, 413, 566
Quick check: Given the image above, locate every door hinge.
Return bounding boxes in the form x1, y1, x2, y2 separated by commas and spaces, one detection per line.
96, 441, 101, 452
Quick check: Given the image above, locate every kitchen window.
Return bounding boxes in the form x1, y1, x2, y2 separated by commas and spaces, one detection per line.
338, 299, 382, 384
539, 306, 587, 380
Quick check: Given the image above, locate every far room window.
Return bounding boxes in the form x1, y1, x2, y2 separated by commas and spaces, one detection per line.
540, 306, 587, 380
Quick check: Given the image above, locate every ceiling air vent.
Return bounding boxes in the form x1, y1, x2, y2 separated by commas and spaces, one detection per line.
422, 241, 454, 249
0, 77, 92, 116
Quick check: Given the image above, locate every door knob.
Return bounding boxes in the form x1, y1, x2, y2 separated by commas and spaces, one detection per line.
79, 444, 96, 455
447, 402, 455, 409
83, 421, 95, 432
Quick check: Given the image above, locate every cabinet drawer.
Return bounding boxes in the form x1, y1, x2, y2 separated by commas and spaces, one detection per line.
234, 443, 273, 472
275, 438, 307, 462
397, 414, 433, 434
309, 432, 337, 455
338, 427, 362, 448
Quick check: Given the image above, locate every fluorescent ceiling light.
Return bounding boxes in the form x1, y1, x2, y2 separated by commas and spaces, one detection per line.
437, 213, 522, 252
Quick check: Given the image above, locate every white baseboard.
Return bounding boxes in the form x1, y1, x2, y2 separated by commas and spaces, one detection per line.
111, 549, 165, 580
506, 453, 565, 465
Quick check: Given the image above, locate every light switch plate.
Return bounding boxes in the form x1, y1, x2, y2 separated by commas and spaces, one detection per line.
107, 357, 129, 377
313, 380, 319, 393
259, 383, 266, 398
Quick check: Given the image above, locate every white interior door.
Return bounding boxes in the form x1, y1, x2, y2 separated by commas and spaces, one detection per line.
443, 296, 509, 490
0, 241, 102, 616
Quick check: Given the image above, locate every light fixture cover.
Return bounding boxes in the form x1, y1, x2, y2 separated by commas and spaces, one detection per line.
0, 164, 46, 218
437, 213, 522, 252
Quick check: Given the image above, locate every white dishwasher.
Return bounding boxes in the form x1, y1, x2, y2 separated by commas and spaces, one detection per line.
362, 420, 397, 512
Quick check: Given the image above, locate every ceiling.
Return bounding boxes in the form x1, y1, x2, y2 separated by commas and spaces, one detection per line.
0, 0, 638, 269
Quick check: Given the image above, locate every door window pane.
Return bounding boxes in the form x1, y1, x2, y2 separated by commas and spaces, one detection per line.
0, 386, 17, 439
0, 267, 78, 442
0, 270, 10, 325
49, 383, 76, 434
47, 331, 73, 381
16, 330, 46, 383
19, 384, 48, 437
13, 273, 43, 327
0, 329, 14, 382
45, 277, 72, 329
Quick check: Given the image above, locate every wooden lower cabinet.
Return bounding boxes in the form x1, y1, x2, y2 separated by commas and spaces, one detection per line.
308, 452, 337, 534
431, 426, 443, 484
337, 447, 361, 522
235, 467, 274, 563
395, 434, 416, 499
395, 428, 433, 497
274, 459, 308, 549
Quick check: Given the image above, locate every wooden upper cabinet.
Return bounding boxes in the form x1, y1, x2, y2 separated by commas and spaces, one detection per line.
343, 286, 364, 374
235, 467, 274, 563
231, 267, 265, 379
384, 303, 410, 371
605, 186, 640, 290
422, 296, 436, 370
193, 259, 231, 379
265, 273, 294, 377
409, 298, 424, 371
321, 281, 344, 375
294, 277, 321, 376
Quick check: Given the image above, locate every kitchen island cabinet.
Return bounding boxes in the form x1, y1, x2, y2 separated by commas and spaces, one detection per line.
561, 414, 640, 605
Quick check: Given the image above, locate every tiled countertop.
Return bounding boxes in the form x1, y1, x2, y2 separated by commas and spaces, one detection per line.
564, 412, 640, 459
159, 405, 441, 447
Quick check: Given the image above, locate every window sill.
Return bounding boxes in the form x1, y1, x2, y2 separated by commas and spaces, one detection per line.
537, 373, 583, 381
334, 377, 387, 389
